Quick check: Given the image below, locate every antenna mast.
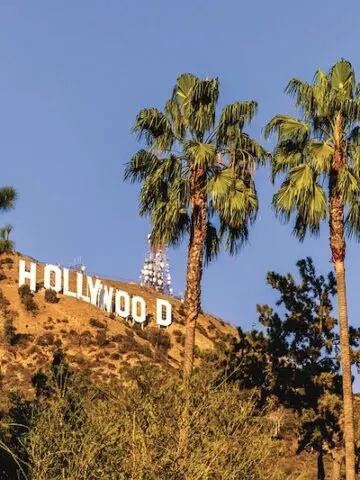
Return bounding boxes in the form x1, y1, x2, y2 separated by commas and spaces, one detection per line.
140, 235, 173, 295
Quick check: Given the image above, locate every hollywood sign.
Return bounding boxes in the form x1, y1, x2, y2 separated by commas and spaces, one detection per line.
18, 260, 172, 327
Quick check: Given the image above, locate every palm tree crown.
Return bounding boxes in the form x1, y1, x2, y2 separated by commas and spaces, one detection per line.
125, 73, 268, 256
265, 59, 360, 244
0, 187, 17, 213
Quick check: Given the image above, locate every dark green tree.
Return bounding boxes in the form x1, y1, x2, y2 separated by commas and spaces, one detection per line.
231, 258, 360, 480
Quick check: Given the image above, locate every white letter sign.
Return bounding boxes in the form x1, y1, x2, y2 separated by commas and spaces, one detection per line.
76, 273, 90, 302
98, 285, 114, 312
19, 260, 37, 292
115, 290, 130, 318
63, 268, 76, 298
44, 264, 62, 292
18, 260, 173, 328
156, 299, 172, 327
132, 295, 146, 324
87, 276, 102, 306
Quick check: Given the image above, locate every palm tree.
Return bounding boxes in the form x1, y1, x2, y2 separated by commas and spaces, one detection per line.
125, 74, 268, 376
0, 187, 16, 212
0, 224, 14, 254
0, 187, 17, 255
264, 59, 360, 480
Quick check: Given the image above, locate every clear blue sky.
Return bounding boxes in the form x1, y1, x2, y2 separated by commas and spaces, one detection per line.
1, 1, 360, 364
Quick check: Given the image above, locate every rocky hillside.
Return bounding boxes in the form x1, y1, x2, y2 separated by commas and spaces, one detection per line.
0, 253, 238, 399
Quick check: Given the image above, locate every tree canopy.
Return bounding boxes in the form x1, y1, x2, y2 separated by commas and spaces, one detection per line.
264, 59, 360, 241
125, 73, 268, 257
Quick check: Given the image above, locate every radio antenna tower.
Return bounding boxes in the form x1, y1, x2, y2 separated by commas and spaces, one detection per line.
69, 256, 86, 273
140, 235, 173, 295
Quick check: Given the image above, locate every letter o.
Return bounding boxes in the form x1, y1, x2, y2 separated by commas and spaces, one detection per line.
115, 290, 130, 318
44, 264, 62, 293
131, 296, 146, 324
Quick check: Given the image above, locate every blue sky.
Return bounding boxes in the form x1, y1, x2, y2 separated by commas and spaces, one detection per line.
1, 1, 360, 373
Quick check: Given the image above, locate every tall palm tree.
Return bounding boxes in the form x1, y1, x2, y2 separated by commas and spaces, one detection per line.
125, 74, 268, 376
0, 186, 17, 255
264, 59, 360, 480
0, 224, 14, 254
0, 187, 16, 212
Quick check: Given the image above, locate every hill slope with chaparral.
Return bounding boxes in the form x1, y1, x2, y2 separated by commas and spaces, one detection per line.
0, 252, 238, 400
2, 252, 360, 479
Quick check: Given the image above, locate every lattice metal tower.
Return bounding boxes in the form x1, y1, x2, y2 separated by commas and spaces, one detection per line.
140, 235, 173, 295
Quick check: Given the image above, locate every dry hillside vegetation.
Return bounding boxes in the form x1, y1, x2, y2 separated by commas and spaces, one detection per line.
1, 253, 358, 479
0, 253, 237, 399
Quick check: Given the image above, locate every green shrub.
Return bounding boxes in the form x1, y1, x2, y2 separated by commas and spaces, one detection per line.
207, 322, 216, 332
0, 289, 10, 309
118, 335, 140, 354
11, 333, 34, 346
18, 284, 31, 298
111, 334, 124, 343
10, 365, 281, 480
18, 285, 38, 313
22, 295, 38, 313
134, 326, 147, 339
136, 327, 171, 352
44, 289, 59, 304
109, 353, 121, 361
95, 330, 108, 348
197, 323, 209, 338
145, 327, 171, 351
72, 355, 86, 366
0, 256, 14, 265
136, 343, 153, 358
125, 328, 135, 338
79, 331, 94, 346
36, 333, 55, 346
173, 329, 185, 346
89, 318, 106, 329
153, 349, 168, 364
3, 318, 16, 344
194, 344, 202, 358
214, 340, 228, 353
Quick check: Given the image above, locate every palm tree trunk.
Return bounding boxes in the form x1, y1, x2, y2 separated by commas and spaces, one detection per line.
329, 140, 356, 479
334, 259, 356, 480
183, 168, 207, 377
331, 451, 343, 480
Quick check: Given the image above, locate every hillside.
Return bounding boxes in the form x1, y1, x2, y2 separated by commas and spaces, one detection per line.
0, 253, 238, 398
1, 253, 358, 479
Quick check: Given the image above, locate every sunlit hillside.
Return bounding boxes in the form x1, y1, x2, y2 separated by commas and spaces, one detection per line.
0, 252, 238, 399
